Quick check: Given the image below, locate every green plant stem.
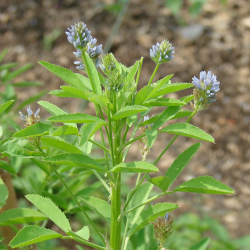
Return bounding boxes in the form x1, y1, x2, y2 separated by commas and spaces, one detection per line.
121, 214, 130, 250
125, 191, 175, 215
62, 236, 106, 250
148, 64, 160, 85
35, 141, 105, 245
122, 133, 146, 148
92, 169, 110, 193
154, 110, 197, 165
135, 57, 143, 88
88, 139, 110, 154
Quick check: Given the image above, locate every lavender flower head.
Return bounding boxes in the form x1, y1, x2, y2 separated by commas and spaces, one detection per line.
150, 40, 174, 65
19, 106, 40, 126
192, 71, 220, 111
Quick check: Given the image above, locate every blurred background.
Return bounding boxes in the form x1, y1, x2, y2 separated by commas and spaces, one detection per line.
0, 0, 250, 248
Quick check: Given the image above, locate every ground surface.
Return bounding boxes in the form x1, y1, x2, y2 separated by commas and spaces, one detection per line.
1, 0, 250, 245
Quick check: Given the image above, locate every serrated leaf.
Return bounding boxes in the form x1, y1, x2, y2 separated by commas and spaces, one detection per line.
145, 130, 158, 148
75, 73, 92, 90
9, 225, 62, 248
181, 94, 194, 104
0, 100, 15, 115
128, 202, 179, 236
38, 101, 77, 128
146, 175, 170, 192
78, 196, 111, 222
110, 161, 159, 173
152, 106, 181, 130
144, 98, 186, 107
160, 123, 214, 142
129, 182, 153, 225
0, 208, 47, 226
51, 125, 79, 136
112, 105, 148, 121
174, 176, 234, 194
13, 123, 52, 138
79, 122, 105, 146
41, 136, 82, 154
47, 113, 105, 124
0, 178, 8, 209
26, 194, 71, 232
43, 153, 105, 171
83, 53, 102, 94
166, 143, 201, 186
39, 61, 88, 91
190, 237, 211, 250
151, 83, 193, 98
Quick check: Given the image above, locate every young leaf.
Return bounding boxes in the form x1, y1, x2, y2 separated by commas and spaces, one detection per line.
146, 175, 170, 192
43, 153, 105, 171
0, 100, 15, 115
143, 98, 186, 107
0, 178, 8, 209
128, 202, 179, 236
109, 161, 159, 173
190, 237, 211, 250
47, 113, 106, 124
79, 122, 105, 146
78, 196, 111, 223
152, 106, 181, 130
166, 143, 201, 186
160, 123, 214, 143
51, 125, 79, 136
174, 176, 234, 194
129, 182, 154, 225
38, 100, 77, 128
112, 105, 148, 121
9, 225, 62, 248
41, 136, 83, 154
39, 61, 88, 91
0, 208, 47, 226
13, 123, 52, 138
145, 130, 158, 149
26, 194, 71, 232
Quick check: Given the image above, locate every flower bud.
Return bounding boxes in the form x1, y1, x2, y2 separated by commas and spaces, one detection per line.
19, 106, 40, 126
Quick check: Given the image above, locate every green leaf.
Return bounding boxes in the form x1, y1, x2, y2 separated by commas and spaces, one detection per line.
129, 182, 153, 225
76, 182, 102, 196
151, 82, 193, 98
13, 123, 52, 138
38, 101, 77, 128
41, 136, 83, 154
0, 208, 47, 226
83, 53, 102, 94
0, 160, 16, 174
0, 48, 9, 63
112, 105, 148, 121
146, 175, 170, 192
109, 161, 159, 173
170, 110, 193, 120
166, 143, 201, 186
190, 237, 211, 250
51, 125, 79, 136
160, 123, 214, 143
5, 63, 33, 82
75, 226, 90, 240
174, 176, 234, 194
12, 81, 42, 87
181, 94, 194, 104
79, 122, 105, 146
144, 98, 186, 107
145, 130, 158, 148
47, 113, 105, 124
43, 153, 105, 171
0, 178, 8, 209
9, 225, 62, 248
39, 61, 88, 91
0, 125, 2, 138
78, 196, 111, 223
128, 202, 179, 236
75, 73, 92, 90
16, 90, 47, 111
26, 194, 71, 232
0, 100, 15, 115
0, 62, 18, 71
152, 106, 181, 130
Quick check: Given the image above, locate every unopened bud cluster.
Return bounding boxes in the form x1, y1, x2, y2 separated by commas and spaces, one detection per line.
191, 71, 220, 111
66, 22, 103, 71
150, 40, 174, 65
19, 106, 40, 126
150, 212, 173, 248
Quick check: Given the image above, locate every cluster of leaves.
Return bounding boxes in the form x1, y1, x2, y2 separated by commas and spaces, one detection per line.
0, 35, 234, 250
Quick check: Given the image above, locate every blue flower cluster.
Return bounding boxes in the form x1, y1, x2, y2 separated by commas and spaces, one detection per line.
192, 71, 220, 111
19, 106, 40, 126
150, 40, 175, 65
66, 22, 103, 70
